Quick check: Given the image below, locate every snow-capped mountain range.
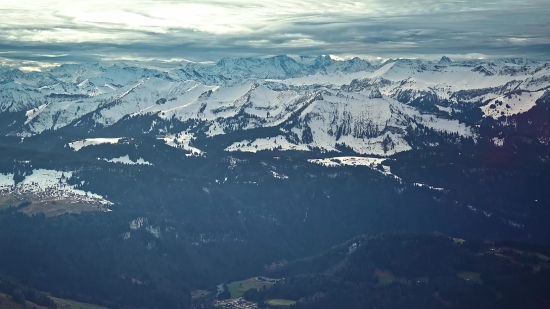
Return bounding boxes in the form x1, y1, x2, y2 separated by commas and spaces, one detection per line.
3, 55, 550, 285
1, 55, 549, 156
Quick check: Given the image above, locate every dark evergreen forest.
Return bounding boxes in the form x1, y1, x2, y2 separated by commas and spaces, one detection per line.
245, 234, 550, 309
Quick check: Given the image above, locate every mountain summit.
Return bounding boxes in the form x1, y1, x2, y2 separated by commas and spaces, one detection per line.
438, 55, 453, 64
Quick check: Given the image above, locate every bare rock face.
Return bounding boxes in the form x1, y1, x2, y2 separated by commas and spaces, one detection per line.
438, 55, 453, 64
368, 87, 383, 99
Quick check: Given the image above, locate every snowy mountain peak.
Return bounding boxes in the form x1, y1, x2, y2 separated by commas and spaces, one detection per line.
314, 55, 334, 67
367, 87, 383, 99
438, 56, 453, 64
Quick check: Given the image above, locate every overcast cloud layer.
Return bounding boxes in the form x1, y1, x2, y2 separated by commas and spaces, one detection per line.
1, 0, 549, 70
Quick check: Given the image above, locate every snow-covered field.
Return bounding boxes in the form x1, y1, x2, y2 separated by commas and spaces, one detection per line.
0, 173, 15, 188
481, 90, 546, 119
68, 138, 123, 151
308, 156, 401, 181
0, 169, 112, 209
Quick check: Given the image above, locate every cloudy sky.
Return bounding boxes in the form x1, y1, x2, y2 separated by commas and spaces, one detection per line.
1, 0, 549, 70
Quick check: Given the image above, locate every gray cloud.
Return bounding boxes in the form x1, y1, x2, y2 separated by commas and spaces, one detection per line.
1, 0, 549, 70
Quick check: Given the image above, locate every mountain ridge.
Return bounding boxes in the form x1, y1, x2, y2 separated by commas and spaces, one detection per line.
1, 55, 549, 158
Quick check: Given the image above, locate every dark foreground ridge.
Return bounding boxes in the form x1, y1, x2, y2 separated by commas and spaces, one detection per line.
1, 233, 549, 309
240, 233, 550, 309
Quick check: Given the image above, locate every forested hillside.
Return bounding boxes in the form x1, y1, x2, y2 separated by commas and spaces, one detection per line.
246, 234, 550, 309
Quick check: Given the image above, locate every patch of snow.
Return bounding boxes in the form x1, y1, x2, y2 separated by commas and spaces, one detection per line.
308, 156, 386, 167
0, 173, 15, 188
492, 137, 505, 147
303, 207, 309, 222
226, 136, 310, 153
159, 132, 204, 156
348, 242, 358, 255
308, 158, 341, 167
436, 105, 453, 113
130, 217, 148, 230
481, 90, 545, 119
68, 138, 122, 151
25, 104, 48, 125
226, 156, 248, 169
506, 219, 524, 228
308, 156, 401, 181
101, 155, 153, 166
146, 225, 161, 238
413, 183, 445, 191
270, 171, 289, 179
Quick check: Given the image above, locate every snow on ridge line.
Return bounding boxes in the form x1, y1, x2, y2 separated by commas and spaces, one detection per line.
225, 136, 310, 153
308, 157, 447, 190
308, 156, 387, 167
307, 156, 402, 181
101, 155, 153, 166
68, 138, 123, 151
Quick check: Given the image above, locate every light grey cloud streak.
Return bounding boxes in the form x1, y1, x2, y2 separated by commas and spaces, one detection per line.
1, 0, 549, 70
